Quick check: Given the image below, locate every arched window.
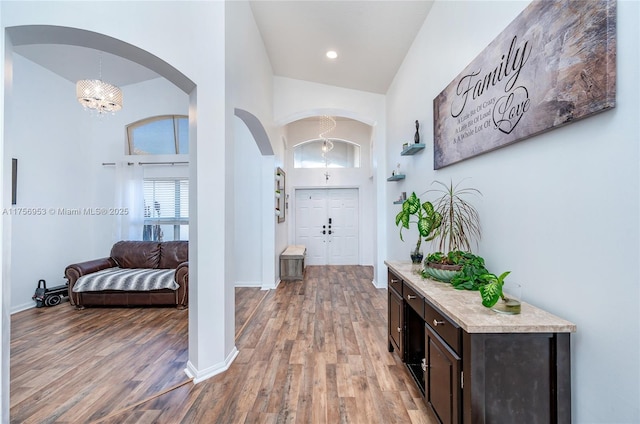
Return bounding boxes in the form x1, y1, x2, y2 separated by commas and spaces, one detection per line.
293, 138, 360, 168
126, 115, 188, 155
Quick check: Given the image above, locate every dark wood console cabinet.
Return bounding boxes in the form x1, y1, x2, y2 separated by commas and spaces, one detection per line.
386, 265, 575, 424
387, 271, 403, 358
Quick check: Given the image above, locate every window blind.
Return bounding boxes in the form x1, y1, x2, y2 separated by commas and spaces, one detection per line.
143, 178, 189, 241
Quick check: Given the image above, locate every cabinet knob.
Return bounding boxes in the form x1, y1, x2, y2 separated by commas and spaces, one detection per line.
407, 295, 417, 300
397, 327, 402, 333
391, 279, 399, 284
433, 319, 445, 327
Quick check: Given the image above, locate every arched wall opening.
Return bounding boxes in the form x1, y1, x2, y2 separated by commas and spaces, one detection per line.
2, 24, 198, 420
279, 109, 378, 270
233, 108, 276, 290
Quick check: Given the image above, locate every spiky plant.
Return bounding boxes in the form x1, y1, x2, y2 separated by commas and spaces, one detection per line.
428, 179, 482, 254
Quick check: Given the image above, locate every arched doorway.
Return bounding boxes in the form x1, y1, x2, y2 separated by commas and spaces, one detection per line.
2, 24, 197, 419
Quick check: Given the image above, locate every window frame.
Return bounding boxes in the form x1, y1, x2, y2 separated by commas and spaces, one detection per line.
126, 114, 188, 155
293, 138, 361, 169
143, 177, 189, 241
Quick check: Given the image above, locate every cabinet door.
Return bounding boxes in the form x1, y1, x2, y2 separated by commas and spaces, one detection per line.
388, 289, 404, 358
426, 324, 461, 424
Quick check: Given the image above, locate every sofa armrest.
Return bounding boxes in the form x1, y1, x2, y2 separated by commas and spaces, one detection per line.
65, 257, 117, 305
175, 261, 189, 308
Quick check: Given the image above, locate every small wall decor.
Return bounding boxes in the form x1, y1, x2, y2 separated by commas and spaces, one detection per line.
275, 167, 286, 223
433, 0, 616, 169
11, 158, 17, 205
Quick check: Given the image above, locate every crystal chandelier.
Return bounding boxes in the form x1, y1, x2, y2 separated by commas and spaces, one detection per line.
76, 57, 123, 115
319, 115, 336, 181
319, 115, 336, 154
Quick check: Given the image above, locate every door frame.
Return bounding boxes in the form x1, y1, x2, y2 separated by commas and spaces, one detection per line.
291, 185, 362, 266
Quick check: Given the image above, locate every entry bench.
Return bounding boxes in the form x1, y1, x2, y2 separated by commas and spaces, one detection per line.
279, 245, 306, 281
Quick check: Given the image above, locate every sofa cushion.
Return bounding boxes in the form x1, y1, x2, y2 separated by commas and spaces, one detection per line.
159, 241, 188, 269
72, 267, 179, 292
111, 241, 161, 269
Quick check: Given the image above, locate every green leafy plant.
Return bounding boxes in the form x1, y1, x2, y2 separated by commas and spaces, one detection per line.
396, 192, 442, 257
427, 179, 482, 256
425, 251, 489, 290
449, 252, 490, 290
478, 271, 511, 307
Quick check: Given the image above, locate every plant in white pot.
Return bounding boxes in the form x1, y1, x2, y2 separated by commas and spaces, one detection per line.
395, 192, 442, 266
423, 179, 482, 282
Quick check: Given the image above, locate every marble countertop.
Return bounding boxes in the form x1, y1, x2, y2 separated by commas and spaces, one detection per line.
385, 260, 577, 334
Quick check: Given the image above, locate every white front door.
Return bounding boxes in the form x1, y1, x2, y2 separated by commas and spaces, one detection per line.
295, 188, 359, 265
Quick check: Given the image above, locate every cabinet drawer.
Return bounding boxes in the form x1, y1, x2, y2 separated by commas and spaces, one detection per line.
388, 270, 402, 297
425, 300, 460, 354
403, 283, 424, 319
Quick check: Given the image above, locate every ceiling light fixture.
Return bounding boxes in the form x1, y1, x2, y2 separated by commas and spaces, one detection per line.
319, 115, 336, 154
76, 56, 123, 115
326, 50, 338, 59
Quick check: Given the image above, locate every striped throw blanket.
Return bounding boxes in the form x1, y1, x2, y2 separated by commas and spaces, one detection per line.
73, 267, 179, 292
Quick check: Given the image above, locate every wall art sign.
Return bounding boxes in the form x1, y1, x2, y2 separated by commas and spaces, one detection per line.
433, 0, 616, 169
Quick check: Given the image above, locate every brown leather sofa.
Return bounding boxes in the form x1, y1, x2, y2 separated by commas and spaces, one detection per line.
65, 240, 188, 309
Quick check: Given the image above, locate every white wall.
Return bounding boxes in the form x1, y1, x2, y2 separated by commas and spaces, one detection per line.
386, 1, 640, 422
273, 77, 387, 285
7, 54, 94, 312
233, 116, 263, 287
226, 1, 279, 289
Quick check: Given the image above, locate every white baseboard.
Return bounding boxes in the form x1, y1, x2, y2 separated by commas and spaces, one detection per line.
184, 346, 239, 384
371, 279, 386, 289
234, 281, 263, 288
11, 302, 35, 315
261, 278, 280, 290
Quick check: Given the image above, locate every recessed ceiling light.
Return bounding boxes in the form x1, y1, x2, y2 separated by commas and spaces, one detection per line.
326, 50, 338, 59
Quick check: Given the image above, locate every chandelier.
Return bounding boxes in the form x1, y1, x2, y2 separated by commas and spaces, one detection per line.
319, 115, 336, 182
76, 57, 123, 115
319, 115, 336, 154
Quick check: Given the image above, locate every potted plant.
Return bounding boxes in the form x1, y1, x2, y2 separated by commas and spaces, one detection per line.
395, 192, 442, 266
479, 271, 521, 314
446, 251, 490, 290
423, 179, 482, 281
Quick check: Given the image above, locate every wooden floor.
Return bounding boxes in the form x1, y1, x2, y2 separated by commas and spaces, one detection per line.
11, 266, 435, 423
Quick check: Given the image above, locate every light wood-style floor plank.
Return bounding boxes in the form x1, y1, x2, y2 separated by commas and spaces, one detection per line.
11, 266, 436, 423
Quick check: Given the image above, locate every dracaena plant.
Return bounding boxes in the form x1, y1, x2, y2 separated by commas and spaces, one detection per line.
427, 179, 482, 256
395, 192, 442, 255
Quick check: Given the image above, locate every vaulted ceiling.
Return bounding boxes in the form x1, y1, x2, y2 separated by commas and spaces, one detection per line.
13, 1, 433, 94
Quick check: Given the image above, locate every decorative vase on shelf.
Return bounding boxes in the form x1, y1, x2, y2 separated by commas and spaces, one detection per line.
414, 120, 420, 144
